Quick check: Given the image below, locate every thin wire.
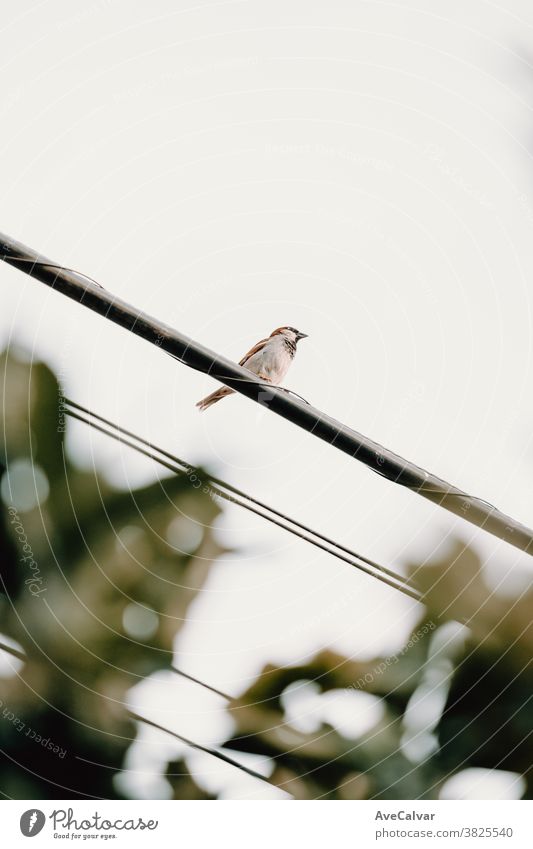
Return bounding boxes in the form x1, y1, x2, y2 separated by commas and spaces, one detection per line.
169, 666, 231, 701
202, 375, 311, 405
65, 405, 418, 600
370, 463, 500, 508
0, 641, 286, 795
270, 385, 310, 405
5, 258, 105, 290
68, 406, 421, 599
127, 711, 286, 793
65, 397, 412, 587
62, 398, 421, 601
0, 634, 230, 706
170, 356, 311, 402
0, 640, 25, 662
0, 593, 230, 700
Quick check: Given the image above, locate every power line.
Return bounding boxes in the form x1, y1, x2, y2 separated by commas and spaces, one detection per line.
127, 711, 286, 793
0, 639, 25, 662
1, 231, 532, 556
64, 398, 413, 590
0, 634, 229, 701
62, 397, 421, 600
169, 666, 232, 701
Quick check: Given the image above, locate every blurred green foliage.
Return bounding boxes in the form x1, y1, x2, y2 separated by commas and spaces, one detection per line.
1, 348, 531, 800
0, 348, 222, 799
220, 541, 533, 798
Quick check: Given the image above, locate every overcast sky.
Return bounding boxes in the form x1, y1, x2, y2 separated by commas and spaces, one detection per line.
1, 0, 533, 799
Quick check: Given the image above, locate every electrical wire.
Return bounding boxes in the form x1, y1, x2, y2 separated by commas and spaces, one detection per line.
0, 639, 25, 662
62, 397, 421, 601
0, 633, 230, 701
3, 231, 531, 556
64, 397, 415, 588
0, 642, 285, 795
127, 711, 286, 793
169, 666, 232, 701
3, 257, 105, 290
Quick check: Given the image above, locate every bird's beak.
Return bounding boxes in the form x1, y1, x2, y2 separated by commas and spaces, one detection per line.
296, 332, 309, 341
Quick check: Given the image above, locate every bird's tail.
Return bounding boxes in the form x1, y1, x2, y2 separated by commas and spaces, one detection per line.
196, 386, 234, 411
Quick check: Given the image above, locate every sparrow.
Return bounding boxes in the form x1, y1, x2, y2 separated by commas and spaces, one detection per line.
196, 326, 308, 411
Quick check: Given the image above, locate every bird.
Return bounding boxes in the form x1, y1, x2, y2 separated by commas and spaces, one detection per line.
196, 326, 308, 411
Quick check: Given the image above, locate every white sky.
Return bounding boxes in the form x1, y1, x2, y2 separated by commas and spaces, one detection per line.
1, 0, 533, 799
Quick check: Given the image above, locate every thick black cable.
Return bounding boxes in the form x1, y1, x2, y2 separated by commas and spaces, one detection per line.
62, 400, 421, 600
2, 232, 531, 555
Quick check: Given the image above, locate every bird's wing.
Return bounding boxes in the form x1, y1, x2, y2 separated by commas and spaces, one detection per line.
239, 338, 268, 367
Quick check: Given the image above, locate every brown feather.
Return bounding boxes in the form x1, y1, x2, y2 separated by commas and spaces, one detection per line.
196, 386, 234, 411
239, 337, 268, 365
196, 338, 268, 410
